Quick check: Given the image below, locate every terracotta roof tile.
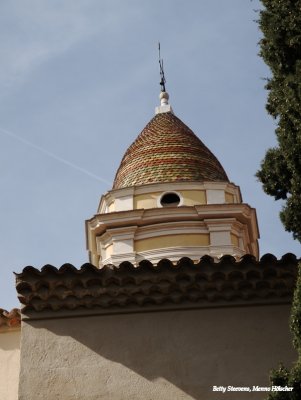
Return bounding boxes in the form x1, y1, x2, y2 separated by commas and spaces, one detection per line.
113, 112, 228, 189
0, 308, 21, 331
16, 254, 298, 315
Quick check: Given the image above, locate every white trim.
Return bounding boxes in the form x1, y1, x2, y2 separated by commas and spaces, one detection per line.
107, 181, 239, 196
135, 245, 245, 264
102, 251, 137, 266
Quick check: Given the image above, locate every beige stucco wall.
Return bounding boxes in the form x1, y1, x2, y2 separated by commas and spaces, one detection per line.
0, 329, 20, 400
19, 304, 296, 400
133, 191, 161, 209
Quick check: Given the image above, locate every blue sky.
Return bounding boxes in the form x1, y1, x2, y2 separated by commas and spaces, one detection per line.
0, 0, 299, 310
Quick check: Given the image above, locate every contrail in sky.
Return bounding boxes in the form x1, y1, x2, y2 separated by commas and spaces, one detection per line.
0, 126, 111, 186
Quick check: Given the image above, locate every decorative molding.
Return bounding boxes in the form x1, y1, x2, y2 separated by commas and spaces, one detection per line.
134, 246, 244, 263
87, 204, 258, 236
86, 203, 260, 266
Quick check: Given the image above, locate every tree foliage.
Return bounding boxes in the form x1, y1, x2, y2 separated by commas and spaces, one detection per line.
256, 0, 301, 242
266, 264, 301, 400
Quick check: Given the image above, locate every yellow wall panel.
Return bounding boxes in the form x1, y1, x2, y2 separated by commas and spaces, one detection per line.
105, 244, 113, 258
134, 192, 161, 209
135, 234, 210, 252
231, 233, 239, 247
108, 202, 115, 212
225, 192, 234, 203
181, 190, 206, 206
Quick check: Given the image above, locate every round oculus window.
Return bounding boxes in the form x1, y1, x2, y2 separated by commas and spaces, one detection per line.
160, 192, 181, 207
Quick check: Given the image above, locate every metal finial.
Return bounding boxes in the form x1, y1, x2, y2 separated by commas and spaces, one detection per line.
158, 42, 166, 92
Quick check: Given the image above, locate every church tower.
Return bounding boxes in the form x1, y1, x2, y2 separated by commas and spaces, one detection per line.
86, 90, 259, 267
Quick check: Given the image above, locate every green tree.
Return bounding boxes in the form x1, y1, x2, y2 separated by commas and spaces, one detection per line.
256, 0, 301, 242
266, 264, 301, 399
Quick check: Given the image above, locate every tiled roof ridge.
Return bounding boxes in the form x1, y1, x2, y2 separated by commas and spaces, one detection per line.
0, 308, 21, 330
113, 112, 229, 189
15, 253, 299, 277
16, 254, 299, 314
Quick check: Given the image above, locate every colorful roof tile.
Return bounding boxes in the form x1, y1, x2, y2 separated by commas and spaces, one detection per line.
113, 112, 229, 189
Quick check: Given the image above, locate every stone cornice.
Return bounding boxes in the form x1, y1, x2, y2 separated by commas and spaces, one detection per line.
87, 204, 258, 235
15, 254, 298, 320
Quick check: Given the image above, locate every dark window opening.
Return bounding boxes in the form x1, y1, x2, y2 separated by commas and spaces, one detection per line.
160, 192, 181, 207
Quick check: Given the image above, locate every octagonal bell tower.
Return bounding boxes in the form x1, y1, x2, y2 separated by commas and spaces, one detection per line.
86, 90, 259, 267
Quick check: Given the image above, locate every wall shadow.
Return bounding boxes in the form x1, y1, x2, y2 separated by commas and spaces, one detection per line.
26, 305, 297, 400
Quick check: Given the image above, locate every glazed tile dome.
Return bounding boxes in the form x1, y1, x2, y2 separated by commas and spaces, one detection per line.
113, 111, 229, 189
